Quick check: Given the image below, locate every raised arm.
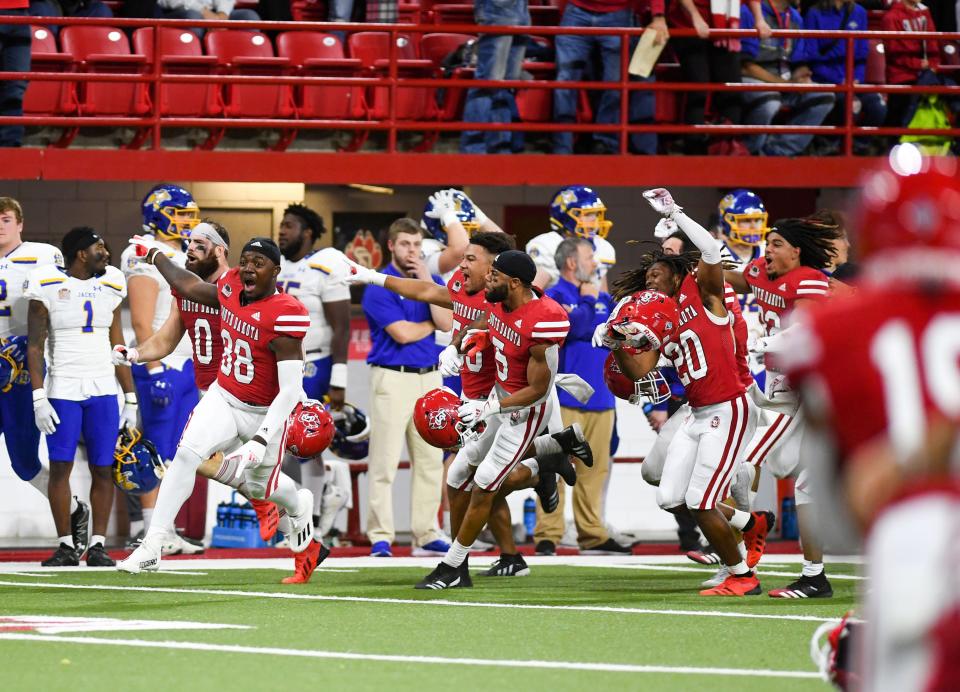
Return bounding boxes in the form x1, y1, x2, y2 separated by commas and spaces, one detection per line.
133, 239, 219, 308
724, 269, 750, 294
344, 256, 453, 309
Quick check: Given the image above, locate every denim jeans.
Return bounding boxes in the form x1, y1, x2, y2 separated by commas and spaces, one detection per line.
553, 4, 654, 154
459, 0, 529, 154
29, 0, 114, 37
741, 78, 835, 156
328, 0, 354, 22
0, 9, 31, 147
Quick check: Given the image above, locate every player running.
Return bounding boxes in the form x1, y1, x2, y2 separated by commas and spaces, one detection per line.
26, 227, 138, 567
0, 198, 91, 554
118, 237, 318, 576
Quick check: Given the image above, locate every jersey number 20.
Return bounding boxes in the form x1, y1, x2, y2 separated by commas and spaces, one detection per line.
663, 329, 708, 386
220, 330, 254, 384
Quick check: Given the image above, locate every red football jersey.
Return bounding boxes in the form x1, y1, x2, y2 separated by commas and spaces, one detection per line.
447, 269, 496, 400
215, 268, 309, 406
743, 258, 830, 337
487, 293, 569, 395
174, 287, 223, 390
724, 282, 754, 390
664, 274, 745, 408
783, 288, 960, 465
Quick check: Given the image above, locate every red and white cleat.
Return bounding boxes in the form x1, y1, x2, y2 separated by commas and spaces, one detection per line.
686, 550, 722, 565
281, 539, 331, 585
699, 572, 762, 596
743, 511, 776, 568
250, 499, 279, 543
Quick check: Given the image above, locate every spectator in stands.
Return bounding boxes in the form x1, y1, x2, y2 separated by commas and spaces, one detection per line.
552, 0, 664, 155
803, 0, 886, 155
155, 0, 260, 38
739, 0, 835, 156
0, 0, 29, 147
882, 0, 941, 128
535, 238, 629, 555
328, 0, 354, 22
28, 0, 113, 37
460, 0, 529, 154
667, 1, 771, 155
362, 218, 452, 558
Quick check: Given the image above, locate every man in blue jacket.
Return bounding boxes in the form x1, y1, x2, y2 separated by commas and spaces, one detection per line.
740, 0, 835, 156
535, 238, 630, 555
803, 0, 886, 154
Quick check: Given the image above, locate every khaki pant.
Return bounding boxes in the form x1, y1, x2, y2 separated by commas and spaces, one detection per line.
534, 407, 614, 550
366, 366, 444, 547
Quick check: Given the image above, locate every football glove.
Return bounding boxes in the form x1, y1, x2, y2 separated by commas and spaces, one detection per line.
457, 398, 500, 427
438, 344, 464, 378
424, 189, 459, 229
341, 256, 387, 287
127, 235, 165, 264
32, 389, 60, 435
591, 322, 621, 350
112, 344, 140, 367
221, 439, 267, 484
642, 188, 682, 217
653, 217, 679, 239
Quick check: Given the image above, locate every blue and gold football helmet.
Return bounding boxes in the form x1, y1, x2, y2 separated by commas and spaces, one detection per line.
0, 336, 28, 393
549, 185, 612, 239
719, 189, 769, 247
114, 424, 165, 494
420, 189, 480, 245
328, 403, 370, 461
141, 184, 200, 240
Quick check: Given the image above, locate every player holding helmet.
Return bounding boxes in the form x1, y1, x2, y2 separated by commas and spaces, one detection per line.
421, 189, 504, 280
526, 186, 616, 290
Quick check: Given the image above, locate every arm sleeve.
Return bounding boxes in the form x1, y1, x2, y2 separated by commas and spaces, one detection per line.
254, 359, 305, 445
672, 211, 722, 264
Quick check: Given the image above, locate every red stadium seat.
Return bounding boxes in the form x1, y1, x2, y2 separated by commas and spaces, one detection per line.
515, 86, 551, 122
290, 0, 328, 22
348, 32, 436, 121
60, 26, 150, 116
421, 32, 474, 120
132, 28, 221, 117
23, 26, 77, 116
276, 32, 366, 120
203, 30, 294, 119
866, 40, 886, 84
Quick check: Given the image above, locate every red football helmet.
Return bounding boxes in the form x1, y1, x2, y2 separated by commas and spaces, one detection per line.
603, 351, 671, 405
608, 290, 679, 351
286, 400, 336, 458
414, 387, 481, 450
856, 145, 960, 280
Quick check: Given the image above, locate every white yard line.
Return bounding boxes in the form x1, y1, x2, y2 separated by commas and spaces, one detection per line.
0, 633, 820, 679
0, 580, 843, 623
581, 563, 865, 581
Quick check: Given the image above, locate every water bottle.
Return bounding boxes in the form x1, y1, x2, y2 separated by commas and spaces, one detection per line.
216, 503, 227, 529
523, 497, 536, 542
780, 497, 799, 540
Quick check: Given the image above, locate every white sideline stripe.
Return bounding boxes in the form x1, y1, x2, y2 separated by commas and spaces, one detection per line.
580, 563, 865, 581
0, 633, 820, 679
2, 572, 53, 578
0, 580, 840, 623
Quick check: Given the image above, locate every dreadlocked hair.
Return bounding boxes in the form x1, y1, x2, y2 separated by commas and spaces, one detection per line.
612, 243, 700, 301
769, 215, 843, 270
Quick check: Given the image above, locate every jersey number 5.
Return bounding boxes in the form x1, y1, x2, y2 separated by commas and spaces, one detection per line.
491, 335, 508, 381
220, 330, 254, 384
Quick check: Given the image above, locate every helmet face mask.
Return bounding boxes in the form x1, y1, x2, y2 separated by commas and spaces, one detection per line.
415, 387, 480, 450
142, 185, 200, 241
603, 352, 672, 406
550, 186, 613, 239
113, 425, 165, 494
328, 403, 370, 460
719, 189, 769, 247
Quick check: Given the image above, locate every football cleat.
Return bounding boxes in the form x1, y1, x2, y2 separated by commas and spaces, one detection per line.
414, 561, 462, 590
287, 489, 315, 554
535, 540, 556, 556
250, 498, 279, 542
700, 572, 762, 596
160, 532, 204, 556
117, 537, 162, 574
686, 550, 722, 565
457, 560, 474, 588
281, 539, 331, 584
581, 538, 633, 555
482, 554, 530, 577
769, 573, 834, 599
701, 565, 729, 588
317, 485, 348, 537
85, 543, 115, 567
552, 423, 593, 469
41, 543, 79, 567
535, 469, 559, 513
70, 497, 90, 559
743, 510, 776, 568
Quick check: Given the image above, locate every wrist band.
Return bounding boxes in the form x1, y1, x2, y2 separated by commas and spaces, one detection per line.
124, 393, 138, 405
330, 363, 348, 389
32, 388, 47, 402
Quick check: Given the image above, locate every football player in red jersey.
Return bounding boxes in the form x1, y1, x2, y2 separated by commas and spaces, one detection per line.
725, 214, 843, 599
781, 147, 960, 689
119, 237, 325, 580
345, 237, 591, 584
608, 189, 764, 596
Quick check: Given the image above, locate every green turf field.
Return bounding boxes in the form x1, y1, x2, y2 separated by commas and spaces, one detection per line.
0, 560, 857, 691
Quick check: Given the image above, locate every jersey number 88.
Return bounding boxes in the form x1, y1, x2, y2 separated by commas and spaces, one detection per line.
220, 330, 254, 384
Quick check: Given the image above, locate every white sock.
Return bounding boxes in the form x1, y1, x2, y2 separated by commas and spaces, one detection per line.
58, 535, 74, 548
728, 508, 751, 530
729, 560, 750, 576
738, 541, 747, 560
27, 467, 50, 499
145, 447, 202, 541
129, 519, 144, 537
142, 507, 154, 532
267, 472, 302, 516
90, 534, 105, 548
802, 560, 824, 578
300, 458, 326, 515
441, 539, 472, 568
442, 511, 451, 536
520, 459, 539, 476
533, 435, 562, 458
